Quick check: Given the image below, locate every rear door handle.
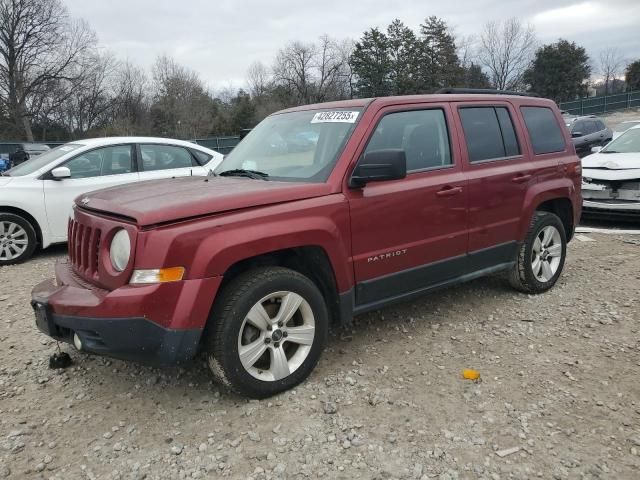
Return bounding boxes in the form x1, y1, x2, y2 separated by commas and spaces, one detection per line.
436, 186, 463, 197
512, 174, 532, 184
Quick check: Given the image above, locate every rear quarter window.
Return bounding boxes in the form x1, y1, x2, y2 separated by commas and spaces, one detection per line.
520, 107, 566, 155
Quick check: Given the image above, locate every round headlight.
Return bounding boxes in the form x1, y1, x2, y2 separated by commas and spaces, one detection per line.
110, 229, 131, 272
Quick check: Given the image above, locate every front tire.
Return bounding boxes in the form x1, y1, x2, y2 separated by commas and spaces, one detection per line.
0, 213, 37, 265
509, 211, 567, 294
205, 267, 328, 398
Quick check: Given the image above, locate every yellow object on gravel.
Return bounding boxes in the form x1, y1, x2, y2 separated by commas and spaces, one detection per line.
462, 369, 481, 380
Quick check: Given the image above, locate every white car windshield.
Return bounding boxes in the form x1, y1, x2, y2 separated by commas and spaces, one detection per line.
216, 109, 362, 182
6, 144, 83, 176
614, 121, 640, 134
602, 128, 640, 154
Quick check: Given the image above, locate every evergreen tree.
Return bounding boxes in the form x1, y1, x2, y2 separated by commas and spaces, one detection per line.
625, 60, 640, 91
462, 63, 491, 88
350, 28, 391, 97
419, 16, 463, 91
524, 40, 591, 102
386, 19, 420, 95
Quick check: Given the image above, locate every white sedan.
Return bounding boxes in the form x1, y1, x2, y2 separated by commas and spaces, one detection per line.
582, 125, 640, 218
0, 137, 222, 265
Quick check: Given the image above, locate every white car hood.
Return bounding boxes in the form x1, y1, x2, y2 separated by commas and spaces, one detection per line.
582, 152, 640, 180
0, 176, 12, 187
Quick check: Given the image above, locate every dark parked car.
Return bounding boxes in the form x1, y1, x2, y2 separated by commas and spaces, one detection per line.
32, 90, 581, 398
565, 115, 612, 156
0, 142, 51, 168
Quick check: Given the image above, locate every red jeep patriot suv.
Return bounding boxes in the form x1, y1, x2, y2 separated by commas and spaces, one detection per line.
32, 90, 582, 398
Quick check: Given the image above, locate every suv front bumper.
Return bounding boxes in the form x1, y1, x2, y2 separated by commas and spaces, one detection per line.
31, 260, 222, 366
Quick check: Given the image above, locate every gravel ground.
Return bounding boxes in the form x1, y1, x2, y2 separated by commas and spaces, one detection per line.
1, 232, 639, 480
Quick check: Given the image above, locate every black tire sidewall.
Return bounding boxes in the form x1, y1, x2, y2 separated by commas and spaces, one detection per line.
211, 269, 328, 398
0, 213, 37, 265
522, 213, 567, 292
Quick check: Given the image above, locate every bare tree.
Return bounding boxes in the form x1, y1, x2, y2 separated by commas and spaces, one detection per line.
477, 18, 536, 90
272, 41, 317, 104
271, 36, 352, 105
599, 48, 625, 94
0, 0, 96, 140
456, 34, 477, 69
314, 35, 350, 102
110, 60, 150, 135
151, 55, 214, 138
247, 61, 271, 98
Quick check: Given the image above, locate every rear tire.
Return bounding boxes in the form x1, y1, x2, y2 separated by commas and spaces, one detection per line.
508, 211, 567, 294
205, 266, 328, 398
0, 213, 37, 265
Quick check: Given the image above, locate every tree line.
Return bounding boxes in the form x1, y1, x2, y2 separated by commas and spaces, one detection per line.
1, 0, 639, 143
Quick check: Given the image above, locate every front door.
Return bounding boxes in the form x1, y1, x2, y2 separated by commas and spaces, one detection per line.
43, 144, 139, 241
346, 105, 468, 309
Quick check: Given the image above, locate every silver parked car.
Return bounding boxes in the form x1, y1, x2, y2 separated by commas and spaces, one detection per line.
565, 115, 612, 156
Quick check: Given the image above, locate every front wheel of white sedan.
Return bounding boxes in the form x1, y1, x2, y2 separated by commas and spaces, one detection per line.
205, 267, 328, 398
0, 213, 38, 265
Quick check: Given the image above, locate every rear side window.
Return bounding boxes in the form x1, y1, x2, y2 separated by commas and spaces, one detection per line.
190, 149, 212, 165
365, 109, 452, 171
459, 106, 520, 162
521, 107, 566, 155
139, 144, 196, 171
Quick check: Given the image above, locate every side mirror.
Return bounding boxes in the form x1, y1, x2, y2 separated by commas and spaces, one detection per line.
51, 166, 71, 180
591, 146, 603, 153
571, 132, 583, 138
349, 149, 406, 188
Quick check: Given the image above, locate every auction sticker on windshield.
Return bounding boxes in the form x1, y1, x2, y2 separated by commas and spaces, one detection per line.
311, 111, 359, 123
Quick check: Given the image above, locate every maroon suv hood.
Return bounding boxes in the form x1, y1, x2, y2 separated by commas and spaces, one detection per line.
80, 176, 332, 226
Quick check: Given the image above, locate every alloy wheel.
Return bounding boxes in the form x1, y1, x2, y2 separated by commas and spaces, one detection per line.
0, 221, 29, 261
237, 291, 315, 381
531, 225, 562, 282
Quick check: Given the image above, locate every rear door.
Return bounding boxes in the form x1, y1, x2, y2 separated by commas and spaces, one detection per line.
346, 103, 468, 308
137, 144, 207, 181
43, 144, 139, 240
453, 102, 533, 265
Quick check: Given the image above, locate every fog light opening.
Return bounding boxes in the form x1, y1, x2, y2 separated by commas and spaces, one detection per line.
73, 332, 83, 351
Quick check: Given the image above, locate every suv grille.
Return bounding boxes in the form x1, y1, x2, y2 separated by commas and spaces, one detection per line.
68, 218, 101, 280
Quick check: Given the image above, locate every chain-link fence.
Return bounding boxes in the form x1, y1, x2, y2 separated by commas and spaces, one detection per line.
559, 91, 640, 116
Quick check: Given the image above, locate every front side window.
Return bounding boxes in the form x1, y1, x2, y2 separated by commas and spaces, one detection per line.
521, 106, 566, 154
140, 145, 195, 171
459, 106, 520, 162
365, 109, 452, 171
216, 109, 362, 182
65, 145, 134, 179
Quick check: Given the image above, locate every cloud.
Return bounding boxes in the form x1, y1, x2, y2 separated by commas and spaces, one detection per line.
64, 0, 640, 88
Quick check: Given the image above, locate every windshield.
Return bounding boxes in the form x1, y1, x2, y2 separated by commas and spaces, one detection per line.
602, 128, 640, 154
6, 144, 83, 176
614, 121, 640, 134
216, 109, 362, 182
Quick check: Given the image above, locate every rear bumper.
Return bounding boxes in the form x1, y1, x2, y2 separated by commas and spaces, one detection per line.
30, 260, 223, 366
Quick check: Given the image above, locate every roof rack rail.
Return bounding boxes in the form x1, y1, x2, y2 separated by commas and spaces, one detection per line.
435, 88, 538, 97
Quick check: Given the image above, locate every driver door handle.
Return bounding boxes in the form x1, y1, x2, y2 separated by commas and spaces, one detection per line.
512, 174, 532, 184
436, 186, 463, 197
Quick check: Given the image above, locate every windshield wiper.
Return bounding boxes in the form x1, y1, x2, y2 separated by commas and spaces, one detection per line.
218, 169, 269, 180
601, 150, 618, 154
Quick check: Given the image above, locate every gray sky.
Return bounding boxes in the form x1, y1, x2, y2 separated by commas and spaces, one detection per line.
66, 0, 640, 90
